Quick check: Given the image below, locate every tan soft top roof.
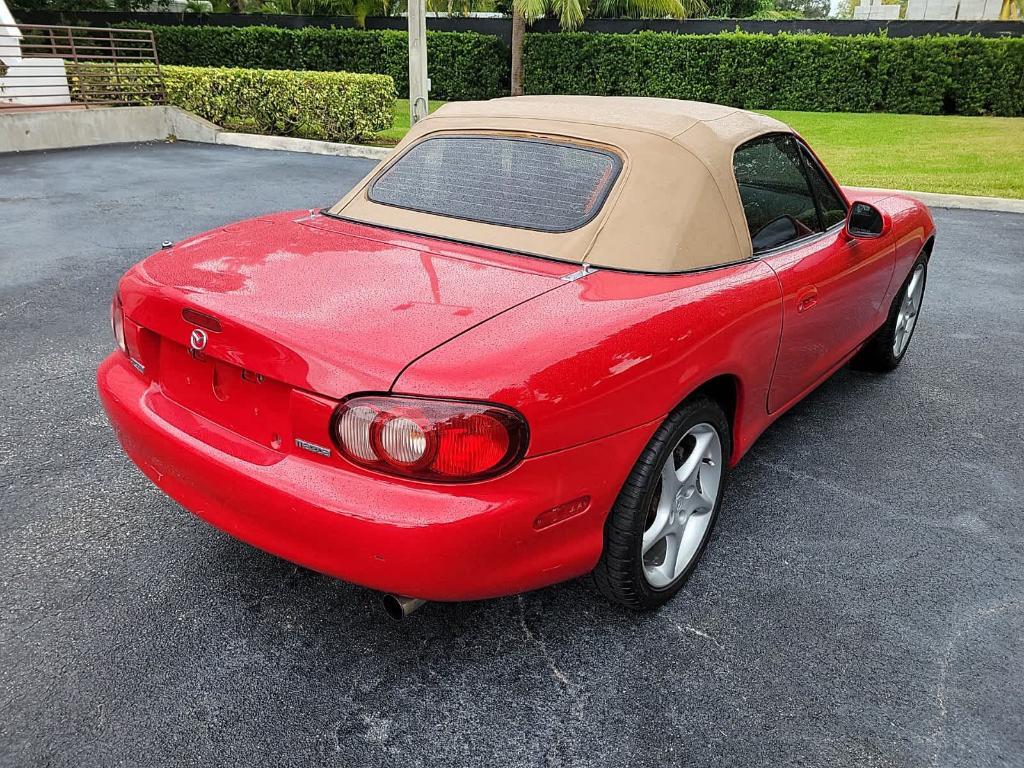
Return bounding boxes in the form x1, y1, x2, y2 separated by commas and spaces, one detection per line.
330, 96, 792, 273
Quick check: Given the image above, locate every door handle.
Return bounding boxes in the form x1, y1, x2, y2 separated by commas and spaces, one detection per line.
797, 287, 819, 313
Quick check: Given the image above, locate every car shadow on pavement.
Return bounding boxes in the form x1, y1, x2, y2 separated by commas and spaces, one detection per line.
172, 362, 885, 643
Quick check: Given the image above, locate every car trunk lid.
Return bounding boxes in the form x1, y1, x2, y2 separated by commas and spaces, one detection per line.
117, 212, 570, 447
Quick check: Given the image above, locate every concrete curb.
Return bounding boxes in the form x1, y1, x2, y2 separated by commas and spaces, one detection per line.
857, 187, 1024, 214
189, 132, 1024, 214
3, 106, 1022, 213
207, 141, 1024, 214
216, 131, 391, 161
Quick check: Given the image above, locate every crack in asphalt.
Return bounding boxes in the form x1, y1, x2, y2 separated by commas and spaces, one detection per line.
517, 594, 572, 690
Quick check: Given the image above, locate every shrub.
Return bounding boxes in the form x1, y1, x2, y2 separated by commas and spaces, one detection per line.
123, 23, 508, 101
160, 65, 395, 141
522, 31, 1024, 116
71, 63, 395, 141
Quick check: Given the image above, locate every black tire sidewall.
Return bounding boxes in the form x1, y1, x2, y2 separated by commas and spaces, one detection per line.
613, 397, 731, 607
852, 252, 929, 373
890, 259, 928, 366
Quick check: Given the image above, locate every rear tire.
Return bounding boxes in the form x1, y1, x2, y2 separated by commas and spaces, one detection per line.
592, 396, 731, 611
853, 255, 928, 372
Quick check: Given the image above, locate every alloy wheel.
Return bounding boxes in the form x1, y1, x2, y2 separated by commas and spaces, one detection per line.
642, 423, 723, 588
893, 264, 925, 357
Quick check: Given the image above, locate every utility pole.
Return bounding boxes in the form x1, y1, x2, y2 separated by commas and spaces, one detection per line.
407, 0, 429, 125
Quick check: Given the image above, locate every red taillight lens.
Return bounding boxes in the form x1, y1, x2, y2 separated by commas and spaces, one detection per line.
432, 412, 510, 476
332, 395, 528, 482
111, 294, 127, 354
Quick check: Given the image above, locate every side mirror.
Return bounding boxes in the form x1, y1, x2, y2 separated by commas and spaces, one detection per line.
846, 201, 885, 239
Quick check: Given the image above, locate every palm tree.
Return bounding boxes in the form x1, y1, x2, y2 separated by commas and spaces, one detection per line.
999, 0, 1021, 18
511, 0, 582, 96
510, 0, 705, 97
590, 0, 701, 15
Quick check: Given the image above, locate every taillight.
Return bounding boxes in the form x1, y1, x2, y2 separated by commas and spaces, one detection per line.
111, 294, 127, 354
332, 395, 529, 482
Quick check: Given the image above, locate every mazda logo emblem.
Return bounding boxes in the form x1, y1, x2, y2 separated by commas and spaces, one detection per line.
189, 328, 208, 352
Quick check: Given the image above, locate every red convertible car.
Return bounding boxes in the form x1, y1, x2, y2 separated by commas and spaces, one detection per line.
98, 97, 934, 617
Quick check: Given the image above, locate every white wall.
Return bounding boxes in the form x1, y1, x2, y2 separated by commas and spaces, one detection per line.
0, 0, 71, 107
865, 0, 1007, 18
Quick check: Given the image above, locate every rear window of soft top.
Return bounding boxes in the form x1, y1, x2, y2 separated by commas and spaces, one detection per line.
367, 135, 622, 233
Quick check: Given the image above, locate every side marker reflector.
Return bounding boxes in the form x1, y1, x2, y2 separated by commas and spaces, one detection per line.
533, 496, 591, 530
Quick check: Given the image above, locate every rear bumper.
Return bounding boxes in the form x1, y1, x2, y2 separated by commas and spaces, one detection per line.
97, 353, 656, 601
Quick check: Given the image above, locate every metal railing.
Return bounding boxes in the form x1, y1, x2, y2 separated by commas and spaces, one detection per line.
0, 24, 165, 109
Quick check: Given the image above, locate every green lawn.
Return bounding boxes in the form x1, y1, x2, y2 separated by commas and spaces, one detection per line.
372, 99, 446, 144
765, 111, 1024, 199
376, 100, 1024, 199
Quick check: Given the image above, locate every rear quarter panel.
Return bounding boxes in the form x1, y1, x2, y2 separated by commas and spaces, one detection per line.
394, 260, 784, 462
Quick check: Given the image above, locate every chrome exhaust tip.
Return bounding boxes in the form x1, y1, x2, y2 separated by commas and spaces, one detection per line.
381, 594, 426, 621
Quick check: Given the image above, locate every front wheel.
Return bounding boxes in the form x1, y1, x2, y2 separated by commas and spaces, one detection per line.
853, 256, 928, 372
592, 396, 730, 611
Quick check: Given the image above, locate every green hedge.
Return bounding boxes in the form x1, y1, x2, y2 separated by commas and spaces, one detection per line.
124, 24, 507, 101
71, 63, 394, 141
522, 31, 1024, 116
162, 65, 394, 141
116, 24, 1024, 116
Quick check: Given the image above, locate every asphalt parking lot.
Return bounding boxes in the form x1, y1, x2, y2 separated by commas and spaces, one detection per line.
1, 142, 1022, 768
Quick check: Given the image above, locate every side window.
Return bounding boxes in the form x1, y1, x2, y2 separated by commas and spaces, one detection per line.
733, 135, 821, 253
798, 143, 848, 230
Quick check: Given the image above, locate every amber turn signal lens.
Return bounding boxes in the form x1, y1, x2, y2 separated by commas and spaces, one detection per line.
331, 395, 528, 482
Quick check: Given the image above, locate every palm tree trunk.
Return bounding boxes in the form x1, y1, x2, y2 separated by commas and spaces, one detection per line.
511, 8, 526, 97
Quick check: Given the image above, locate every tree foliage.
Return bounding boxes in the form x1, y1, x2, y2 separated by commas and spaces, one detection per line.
522, 31, 1024, 116
9, 0, 158, 11
764, 0, 829, 17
